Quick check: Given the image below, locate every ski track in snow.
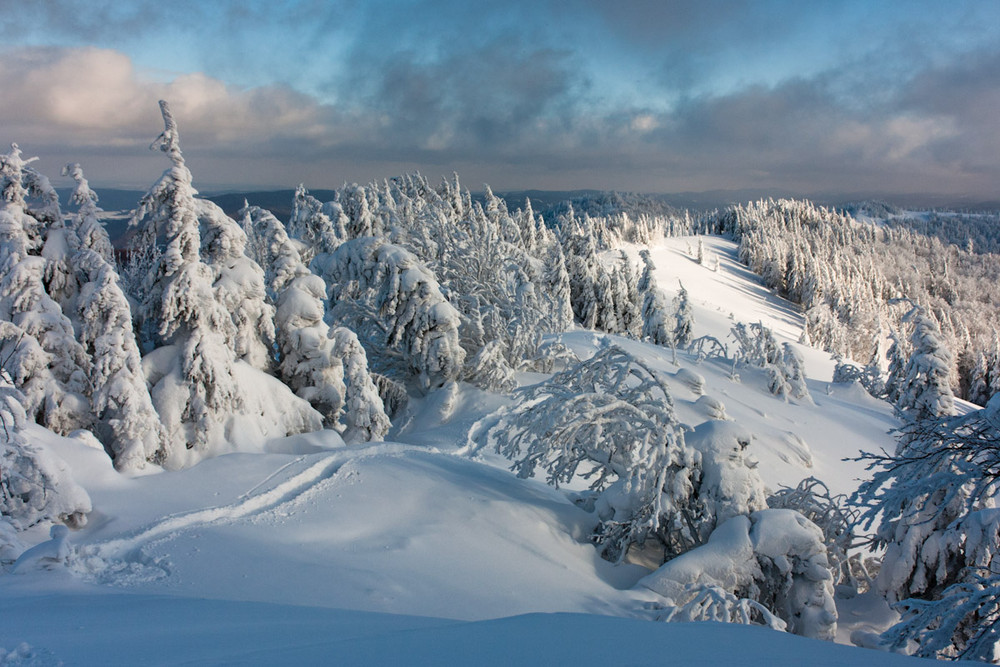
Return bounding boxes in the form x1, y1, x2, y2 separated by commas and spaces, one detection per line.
77, 445, 415, 572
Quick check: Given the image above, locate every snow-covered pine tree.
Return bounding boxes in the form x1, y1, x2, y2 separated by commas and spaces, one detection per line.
288, 184, 342, 266
0, 148, 92, 433
895, 311, 955, 418
330, 327, 391, 443
673, 281, 694, 348
638, 251, 672, 347
242, 204, 389, 439
62, 163, 115, 266
73, 248, 168, 470
198, 199, 275, 372
324, 237, 465, 392
129, 101, 243, 454
854, 396, 1000, 659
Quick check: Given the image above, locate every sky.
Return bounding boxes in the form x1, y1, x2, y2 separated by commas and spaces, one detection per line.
0, 0, 998, 199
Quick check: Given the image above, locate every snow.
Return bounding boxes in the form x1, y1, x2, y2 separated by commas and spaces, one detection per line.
1, 234, 917, 663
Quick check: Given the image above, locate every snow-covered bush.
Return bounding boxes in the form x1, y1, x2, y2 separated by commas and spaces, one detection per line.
0, 376, 91, 530
658, 583, 786, 631
476, 344, 700, 562
832, 359, 885, 398
641, 509, 838, 640
689, 335, 728, 361
480, 346, 769, 567
685, 421, 768, 535
463, 339, 517, 393
769, 477, 862, 590
732, 323, 811, 401
732, 321, 781, 369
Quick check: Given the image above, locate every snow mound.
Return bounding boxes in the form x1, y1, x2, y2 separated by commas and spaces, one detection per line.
675, 367, 705, 395
694, 394, 728, 419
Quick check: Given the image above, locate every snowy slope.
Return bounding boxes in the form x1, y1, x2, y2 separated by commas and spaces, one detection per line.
1, 235, 914, 665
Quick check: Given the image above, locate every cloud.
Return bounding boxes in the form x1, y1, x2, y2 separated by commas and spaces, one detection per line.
0, 46, 367, 186
0, 43, 997, 198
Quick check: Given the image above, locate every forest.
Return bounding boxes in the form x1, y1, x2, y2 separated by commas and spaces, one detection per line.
3, 100, 1000, 663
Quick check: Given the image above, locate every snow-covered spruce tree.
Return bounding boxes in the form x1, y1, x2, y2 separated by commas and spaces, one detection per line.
128, 101, 244, 456
238, 204, 305, 298
198, 199, 275, 372
59, 162, 167, 469
638, 251, 673, 347
968, 350, 992, 408
0, 149, 92, 433
288, 184, 343, 266
883, 329, 908, 405
0, 372, 91, 530
617, 253, 642, 337
781, 343, 811, 402
673, 281, 694, 348
542, 242, 575, 333
0, 144, 45, 251
62, 163, 115, 266
242, 204, 389, 438
853, 396, 1000, 659
73, 248, 168, 470
329, 327, 391, 443
855, 397, 1000, 603
0, 321, 63, 433
273, 272, 347, 428
895, 310, 955, 418
322, 237, 464, 392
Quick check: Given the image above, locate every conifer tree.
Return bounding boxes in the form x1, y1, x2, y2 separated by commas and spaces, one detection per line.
66, 165, 168, 469
895, 311, 955, 418
0, 146, 91, 433
673, 282, 694, 348
129, 101, 242, 453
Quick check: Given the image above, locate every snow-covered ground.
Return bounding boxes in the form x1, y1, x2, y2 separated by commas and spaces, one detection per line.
2, 236, 925, 665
